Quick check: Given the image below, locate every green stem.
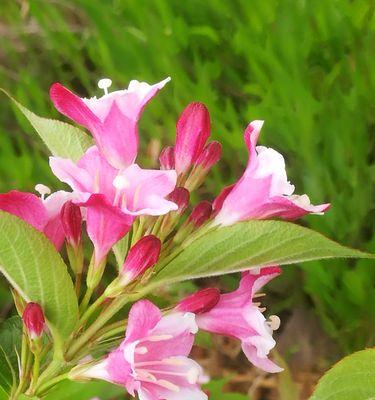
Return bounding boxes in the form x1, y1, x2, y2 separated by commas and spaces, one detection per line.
78, 292, 107, 327
36, 372, 70, 396
13, 329, 30, 398
66, 295, 130, 361
79, 286, 94, 314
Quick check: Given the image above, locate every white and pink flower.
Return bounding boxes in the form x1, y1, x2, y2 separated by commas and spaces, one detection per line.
80, 300, 207, 400
214, 121, 330, 225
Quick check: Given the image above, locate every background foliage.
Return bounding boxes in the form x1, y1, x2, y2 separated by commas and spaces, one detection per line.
0, 0, 374, 397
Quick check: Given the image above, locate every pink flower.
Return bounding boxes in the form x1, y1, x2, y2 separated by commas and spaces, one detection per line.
50, 146, 178, 217
22, 302, 45, 340
81, 300, 207, 400
78, 194, 134, 267
174, 103, 211, 175
214, 121, 330, 225
196, 267, 283, 373
120, 235, 161, 285
0, 189, 73, 250
112, 164, 178, 216
50, 78, 170, 169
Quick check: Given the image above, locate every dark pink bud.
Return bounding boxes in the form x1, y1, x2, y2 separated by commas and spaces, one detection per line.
168, 187, 190, 214
121, 235, 161, 283
195, 141, 222, 169
212, 184, 235, 215
61, 201, 82, 247
159, 146, 175, 170
175, 102, 211, 174
188, 201, 213, 227
176, 288, 220, 314
22, 302, 45, 339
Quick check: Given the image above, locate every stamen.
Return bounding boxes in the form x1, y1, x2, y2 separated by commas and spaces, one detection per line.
35, 184, 51, 200
135, 358, 188, 368
253, 292, 266, 298
98, 78, 112, 96
267, 315, 281, 330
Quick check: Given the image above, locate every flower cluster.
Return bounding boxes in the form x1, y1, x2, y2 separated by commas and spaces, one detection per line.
1, 78, 329, 399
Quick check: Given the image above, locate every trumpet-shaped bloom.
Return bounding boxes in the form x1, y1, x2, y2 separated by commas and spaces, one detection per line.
50, 146, 178, 217
81, 300, 207, 400
0, 190, 73, 249
214, 121, 330, 225
196, 267, 283, 373
50, 78, 170, 169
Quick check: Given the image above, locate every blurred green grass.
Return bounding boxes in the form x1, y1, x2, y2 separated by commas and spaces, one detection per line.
0, 0, 374, 354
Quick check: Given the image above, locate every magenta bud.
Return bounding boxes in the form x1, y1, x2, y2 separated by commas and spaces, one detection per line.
176, 288, 220, 314
168, 187, 190, 214
188, 201, 213, 227
121, 235, 161, 284
212, 184, 235, 215
195, 141, 222, 169
61, 201, 82, 247
22, 302, 45, 340
159, 146, 175, 170
175, 102, 211, 174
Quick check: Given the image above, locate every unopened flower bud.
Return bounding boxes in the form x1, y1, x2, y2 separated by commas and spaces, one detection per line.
175, 102, 210, 174
195, 141, 222, 169
168, 187, 190, 214
188, 201, 213, 227
22, 302, 45, 340
121, 235, 161, 284
176, 288, 220, 314
159, 146, 175, 170
61, 201, 82, 247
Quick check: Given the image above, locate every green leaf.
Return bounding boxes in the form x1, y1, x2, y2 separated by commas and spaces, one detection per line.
154, 220, 374, 285
0, 316, 22, 392
0, 212, 78, 341
310, 348, 375, 400
1, 89, 93, 162
44, 380, 124, 400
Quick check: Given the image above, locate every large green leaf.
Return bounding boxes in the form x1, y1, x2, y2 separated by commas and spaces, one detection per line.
154, 220, 374, 285
0, 212, 78, 341
0, 316, 22, 393
2, 90, 93, 162
310, 348, 375, 400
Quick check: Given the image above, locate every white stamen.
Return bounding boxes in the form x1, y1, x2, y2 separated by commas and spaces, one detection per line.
35, 184, 51, 200
98, 78, 112, 95
267, 315, 281, 330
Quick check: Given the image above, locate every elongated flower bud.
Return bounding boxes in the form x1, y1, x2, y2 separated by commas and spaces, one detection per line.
175, 102, 210, 174
61, 201, 82, 247
195, 141, 222, 169
159, 146, 175, 170
22, 302, 45, 340
121, 235, 161, 284
176, 288, 220, 314
168, 187, 190, 214
188, 201, 213, 227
